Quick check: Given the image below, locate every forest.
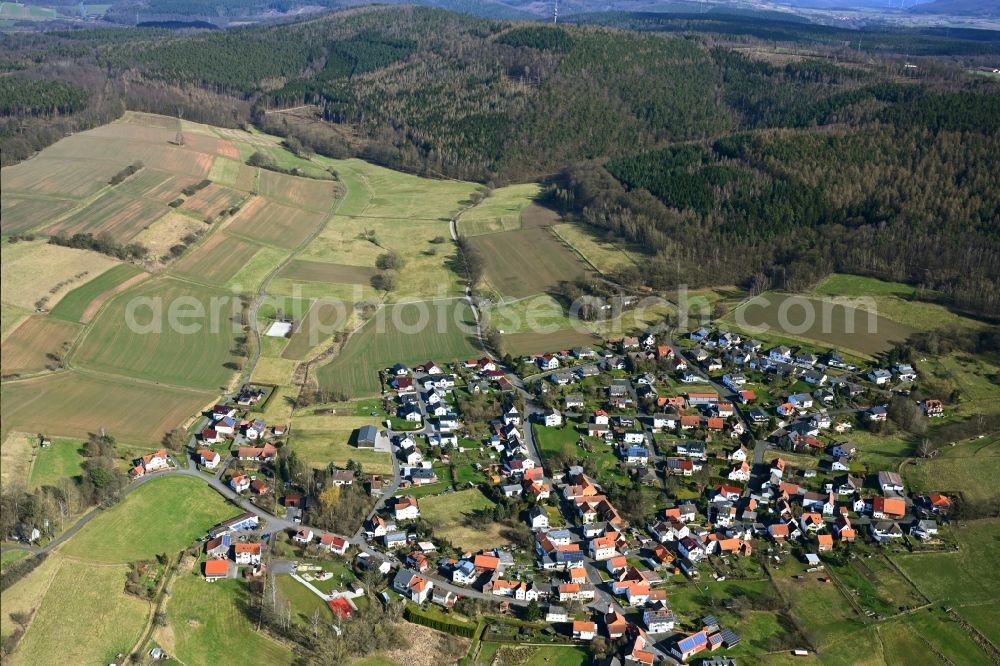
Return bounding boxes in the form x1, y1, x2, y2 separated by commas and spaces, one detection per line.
0, 5, 997, 314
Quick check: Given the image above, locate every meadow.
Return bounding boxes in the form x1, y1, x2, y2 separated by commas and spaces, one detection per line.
902, 436, 1000, 503
165, 573, 294, 665
61, 475, 239, 562
72, 277, 241, 390
419, 488, 509, 552
207, 157, 257, 191
226, 196, 328, 249
280, 258, 379, 285
258, 169, 338, 211
130, 210, 207, 262
457, 183, 539, 236
29, 438, 85, 489
1, 240, 121, 312
281, 298, 350, 360
316, 300, 481, 397
550, 222, 641, 274
4, 556, 150, 666
287, 415, 393, 474
0, 371, 214, 446
48, 264, 146, 323
0, 316, 80, 376
469, 228, 587, 299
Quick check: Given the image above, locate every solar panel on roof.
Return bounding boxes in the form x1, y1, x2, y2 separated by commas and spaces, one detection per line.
720, 628, 741, 646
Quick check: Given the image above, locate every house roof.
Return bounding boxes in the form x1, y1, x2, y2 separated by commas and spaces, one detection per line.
874, 497, 906, 516
204, 560, 229, 575
235, 543, 262, 554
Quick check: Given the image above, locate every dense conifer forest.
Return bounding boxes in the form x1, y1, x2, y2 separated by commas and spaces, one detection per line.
1, 6, 997, 314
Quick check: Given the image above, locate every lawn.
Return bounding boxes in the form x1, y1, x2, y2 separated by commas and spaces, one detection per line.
457, 183, 539, 236
0, 370, 214, 447
72, 277, 241, 390
533, 424, 583, 462
0, 315, 81, 376
61, 476, 240, 562
29, 438, 85, 489
5, 557, 149, 666
277, 574, 331, 624
317, 300, 482, 397
48, 264, 146, 323
469, 227, 588, 300
166, 572, 294, 665
420, 488, 510, 552
288, 427, 394, 474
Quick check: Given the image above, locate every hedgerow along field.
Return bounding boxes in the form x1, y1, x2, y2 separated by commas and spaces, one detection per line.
317, 299, 482, 397
0, 371, 214, 446
48, 263, 146, 323
180, 182, 246, 219
0, 316, 81, 376
469, 227, 589, 299
71, 277, 242, 390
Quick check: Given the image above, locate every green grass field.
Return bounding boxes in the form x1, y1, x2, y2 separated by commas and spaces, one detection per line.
166, 573, 294, 665
0, 3, 57, 20
469, 227, 588, 300
903, 437, 1000, 503
72, 277, 241, 390
550, 222, 640, 274
458, 183, 538, 236
281, 298, 351, 360
48, 264, 146, 322
29, 438, 85, 489
61, 476, 239, 562
894, 519, 1000, 607
287, 429, 394, 474
317, 300, 481, 397
5, 557, 149, 666
419, 488, 508, 552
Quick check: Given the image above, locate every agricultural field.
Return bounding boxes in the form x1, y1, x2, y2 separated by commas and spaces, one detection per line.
0, 195, 78, 236
485, 294, 574, 335
225, 244, 289, 291
170, 233, 264, 286
29, 438, 85, 489
251, 356, 299, 385
226, 196, 328, 249
180, 182, 245, 220
257, 169, 337, 211
1, 302, 30, 341
0, 371, 214, 446
71, 277, 241, 390
280, 258, 379, 285
550, 222, 641, 273
207, 157, 257, 191
419, 488, 509, 552
316, 300, 481, 397
1, 240, 121, 312
0, 155, 122, 200
457, 183, 539, 236
116, 168, 198, 203
43, 190, 168, 242
281, 298, 351, 360
3, 556, 150, 666
0, 315, 80, 376
0, 2, 57, 19
501, 330, 603, 357
724, 293, 916, 357
48, 264, 147, 324
469, 228, 588, 300
164, 573, 294, 665
61, 475, 239, 563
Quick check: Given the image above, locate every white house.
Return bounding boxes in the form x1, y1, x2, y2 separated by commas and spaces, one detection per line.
542, 410, 563, 427
199, 449, 220, 469
394, 495, 420, 520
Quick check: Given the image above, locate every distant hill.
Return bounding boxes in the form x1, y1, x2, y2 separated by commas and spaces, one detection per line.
909, 0, 1000, 17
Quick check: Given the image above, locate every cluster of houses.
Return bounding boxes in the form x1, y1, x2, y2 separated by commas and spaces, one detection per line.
129, 448, 171, 478
202, 512, 263, 581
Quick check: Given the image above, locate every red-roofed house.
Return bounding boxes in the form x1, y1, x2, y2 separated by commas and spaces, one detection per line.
235, 543, 262, 565
204, 559, 229, 581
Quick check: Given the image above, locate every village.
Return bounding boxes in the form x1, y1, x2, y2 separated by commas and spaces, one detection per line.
114, 325, 964, 665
